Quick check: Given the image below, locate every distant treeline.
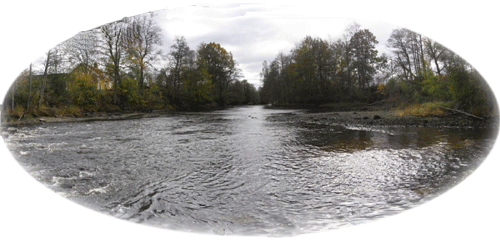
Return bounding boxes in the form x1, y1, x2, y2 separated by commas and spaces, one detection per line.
2, 13, 259, 121
259, 23, 497, 117
2, 18, 497, 121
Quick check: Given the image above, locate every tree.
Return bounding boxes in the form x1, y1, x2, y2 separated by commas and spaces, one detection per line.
387, 28, 428, 83
63, 30, 101, 74
263, 36, 338, 104
387, 29, 415, 82
292, 36, 322, 103
11, 76, 16, 109
260, 52, 293, 104
260, 25, 388, 105
424, 38, 448, 77
100, 22, 125, 104
122, 14, 163, 92
7, 69, 30, 111
339, 23, 360, 92
27, 64, 32, 109
168, 36, 194, 103
49, 47, 64, 74
349, 29, 385, 91
38, 49, 53, 107
197, 42, 238, 106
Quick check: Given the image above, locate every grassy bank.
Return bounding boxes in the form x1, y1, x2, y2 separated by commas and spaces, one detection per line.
267, 100, 498, 129
0, 104, 169, 126
392, 102, 451, 118
0, 102, 256, 126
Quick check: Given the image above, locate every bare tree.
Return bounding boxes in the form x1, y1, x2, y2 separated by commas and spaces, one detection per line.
349, 29, 383, 90
100, 22, 125, 104
38, 49, 52, 106
387, 28, 417, 82
168, 36, 193, 102
424, 38, 449, 77
122, 14, 163, 92
11, 79, 15, 109
341, 22, 360, 90
49, 47, 64, 74
27, 64, 32, 109
63, 30, 101, 74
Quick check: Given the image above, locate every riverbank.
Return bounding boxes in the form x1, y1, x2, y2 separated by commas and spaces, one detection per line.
2, 105, 498, 130
0, 102, 228, 127
268, 108, 499, 129
0, 110, 171, 127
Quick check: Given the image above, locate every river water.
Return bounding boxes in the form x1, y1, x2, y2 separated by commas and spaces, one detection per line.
1, 105, 497, 236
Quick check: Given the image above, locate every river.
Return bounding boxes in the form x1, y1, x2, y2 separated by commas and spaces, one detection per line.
1, 105, 497, 236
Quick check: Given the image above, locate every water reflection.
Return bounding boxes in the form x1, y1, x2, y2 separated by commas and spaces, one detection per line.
296, 123, 494, 155
321, 137, 373, 153
2, 105, 497, 236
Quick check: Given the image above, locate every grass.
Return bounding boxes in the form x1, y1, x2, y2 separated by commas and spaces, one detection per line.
392, 101, 451, 117
3, 105, 84, 120
8, 106, 26, 119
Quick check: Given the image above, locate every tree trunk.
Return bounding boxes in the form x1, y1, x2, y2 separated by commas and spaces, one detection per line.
113, 81, 117, 104
38, 77, 46, 107
436, 105, 484, 120
27, 64, 32, 109
113, 65, 119, 104
433, 58, 442, 77
418, 35, 426, 76
11, 81, 15, 109
39, 51, 51, 107
139, 64, 145, 95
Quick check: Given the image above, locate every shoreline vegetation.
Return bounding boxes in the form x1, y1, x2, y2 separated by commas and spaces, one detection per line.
1, 16, 498, 130
267, 104, 499, 130
1, 103, 498, 130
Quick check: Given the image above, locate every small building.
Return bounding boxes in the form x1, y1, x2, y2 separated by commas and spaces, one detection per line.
69, 63, 113, 90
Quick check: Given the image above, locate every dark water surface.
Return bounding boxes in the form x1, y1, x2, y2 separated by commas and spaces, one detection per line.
2, 105, 497, 236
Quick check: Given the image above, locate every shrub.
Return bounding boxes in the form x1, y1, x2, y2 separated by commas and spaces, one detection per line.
8, 106, 26, 119
32, 105, 56, 117
119, 76, 142, 108
393, 102, 448, 117
448, 67, 488, 115
65, 105, 82, 117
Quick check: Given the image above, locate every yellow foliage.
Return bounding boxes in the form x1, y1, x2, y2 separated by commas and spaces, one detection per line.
64, 105, 82, 116
68, 64, 112, 91
376, 83, 386, 96
6, 106, 26, 119
392, 103, 446, 117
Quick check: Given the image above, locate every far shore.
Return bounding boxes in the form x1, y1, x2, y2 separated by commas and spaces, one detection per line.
268, 109, 499, 129
1, 105, 498, 130
0, 110, 170, 127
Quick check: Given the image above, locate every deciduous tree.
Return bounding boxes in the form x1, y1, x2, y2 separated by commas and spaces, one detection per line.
63, 30, 101, 74
197, 42, 238, 106
349, 29, 385, 91
38, 49, 53, 107
168, 36, 194, 103
100, 22, 125, 104
122, 14, 163, 92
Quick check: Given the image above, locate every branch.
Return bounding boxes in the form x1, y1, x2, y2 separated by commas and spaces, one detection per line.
434, 105, 484, 120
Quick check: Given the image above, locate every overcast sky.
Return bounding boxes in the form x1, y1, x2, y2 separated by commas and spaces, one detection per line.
154, 4, 397, 88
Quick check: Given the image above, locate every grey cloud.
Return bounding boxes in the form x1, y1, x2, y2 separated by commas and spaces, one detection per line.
155, 5, 397, 87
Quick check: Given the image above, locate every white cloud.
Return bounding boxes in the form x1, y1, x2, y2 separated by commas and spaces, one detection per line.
155, 5, 398, 88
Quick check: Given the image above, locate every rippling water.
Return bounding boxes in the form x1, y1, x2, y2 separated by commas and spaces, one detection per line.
2, 105, 497, 236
